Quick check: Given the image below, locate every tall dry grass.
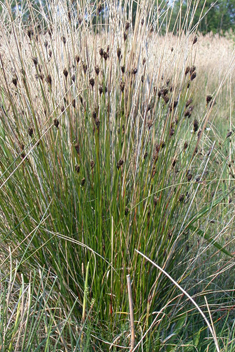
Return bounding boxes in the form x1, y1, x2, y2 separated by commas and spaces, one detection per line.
0, 0, 235, 351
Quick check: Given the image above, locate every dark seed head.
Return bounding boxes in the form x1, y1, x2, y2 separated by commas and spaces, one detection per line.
72, 99, 76, 108
27, 29, 34, 39
121, 65, 125, 74
46, 74, 52, 85
187, 173, 192, 181
125, 207, 129, 215
193, 36, 197, 44
184, 109, 191, 118
62, 36, 66, 44
89, 77, 95, 88
54, 119, 59, 128
185, 66, 190, 75
63, 68, 68, 78
190, 66, 196, 74
95, 65, 100, 75
186, 98, 193, 107
163, 95, 169, 104
132, 68, 137, 75
75, 55, 80, 63
92, 110, 97, 119
120, 81, 125, 92
75, 164, 80, 173
99, 86, 103, 95
44, 40, 48, 48
74, 143, 79, 154
103, 52, 109, 60
83, 63, 87, 73
184, 141, 188, 150
193, 119, 199, 132
124, 32, 128, 41
12, 77, 18, 86
99, 48, 104, 57
48, 26, 53, 36
160, 88, 168, 96
125, 21, 130, 30
32, 57, 38, 66
117, 159, 124, 169
190, 72, 196, 81
117, 48, 121, 58
170, 100, 178, 111
206, 95, 212, 105
90, 160, 95, 169
179, 194, 185, 202
81, 178, 85, 186
28, 127, 33, 137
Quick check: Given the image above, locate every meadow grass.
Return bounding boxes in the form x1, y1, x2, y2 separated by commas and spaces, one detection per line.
0, 0, 235, 351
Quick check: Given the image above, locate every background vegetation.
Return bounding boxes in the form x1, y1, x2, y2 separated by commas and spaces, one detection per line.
0, 0, 235, 351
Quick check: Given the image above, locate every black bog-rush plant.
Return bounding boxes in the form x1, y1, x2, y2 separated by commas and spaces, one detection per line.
0, 0, 234, 350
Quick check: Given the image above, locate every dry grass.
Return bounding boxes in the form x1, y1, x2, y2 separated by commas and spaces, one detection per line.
0, 0, 235, 350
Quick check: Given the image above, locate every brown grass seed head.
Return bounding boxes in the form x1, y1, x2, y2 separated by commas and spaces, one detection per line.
89, 77, 95, 88
185, 66, 190, 75
12, 76, 18, 86
54, 119, 59, 128
28, 127, 33, 137
117, 159, 124, 169
46, 74, 52, 85
32, 57, 38, 66
63, 68, 68, 78
193, 119, 199, 132
95, 65, 100, 75
190, 72, 196, 81
75, 164, 80, 173
83, 63, 87, 73
103, 52, 109, 60
99, 48, 104, 57
206, 95, 213, 105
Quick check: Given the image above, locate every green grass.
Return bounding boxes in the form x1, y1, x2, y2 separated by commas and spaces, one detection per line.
0, 0, 235, 350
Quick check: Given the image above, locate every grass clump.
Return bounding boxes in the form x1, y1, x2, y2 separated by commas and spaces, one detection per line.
0, 0, 235, 350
